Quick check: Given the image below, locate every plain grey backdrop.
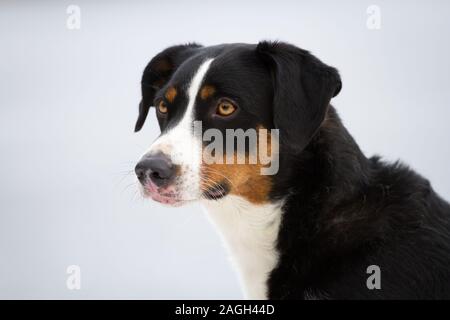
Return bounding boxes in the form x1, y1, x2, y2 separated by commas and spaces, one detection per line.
1, 0, 449, 299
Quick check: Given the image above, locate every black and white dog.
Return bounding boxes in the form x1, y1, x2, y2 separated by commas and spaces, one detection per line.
134, 42, 450, 299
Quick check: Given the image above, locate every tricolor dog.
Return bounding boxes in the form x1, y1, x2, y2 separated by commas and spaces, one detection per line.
134, 42, 450, 299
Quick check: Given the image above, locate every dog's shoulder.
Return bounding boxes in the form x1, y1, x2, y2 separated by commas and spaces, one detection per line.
269, 132, 450, 299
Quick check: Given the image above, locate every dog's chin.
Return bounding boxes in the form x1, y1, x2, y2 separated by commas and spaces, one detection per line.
140, 186, 196, 207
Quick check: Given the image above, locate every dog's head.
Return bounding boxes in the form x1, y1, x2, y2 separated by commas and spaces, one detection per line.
134, 42, 341, 206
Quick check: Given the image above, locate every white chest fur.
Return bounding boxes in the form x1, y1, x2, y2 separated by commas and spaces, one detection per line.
203, 195, 283, 299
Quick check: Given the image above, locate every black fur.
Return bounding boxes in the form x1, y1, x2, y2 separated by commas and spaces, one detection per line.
269, 106, 450, 299
135, 43, 202, 132
136, 41, 450, 299
257, 41, 341, 153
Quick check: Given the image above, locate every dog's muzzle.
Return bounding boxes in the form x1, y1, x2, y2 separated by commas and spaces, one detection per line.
135, 153, 175, 188
135, 153, 188, 205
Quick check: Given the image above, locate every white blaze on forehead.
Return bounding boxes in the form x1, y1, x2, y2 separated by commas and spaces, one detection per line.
185, 58, 214, 123
148, 58, 214, 158
146, 58, 214, 198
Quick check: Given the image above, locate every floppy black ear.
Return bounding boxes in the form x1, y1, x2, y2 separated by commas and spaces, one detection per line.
256, 41, 342, 152
135, 43, 202, 132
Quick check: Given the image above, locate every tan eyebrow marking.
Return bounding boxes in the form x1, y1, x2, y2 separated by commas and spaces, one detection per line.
165, 86, 177, 103
200, 85, 216, 100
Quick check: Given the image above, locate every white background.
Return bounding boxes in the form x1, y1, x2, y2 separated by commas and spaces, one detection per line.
0, 0, 449, 298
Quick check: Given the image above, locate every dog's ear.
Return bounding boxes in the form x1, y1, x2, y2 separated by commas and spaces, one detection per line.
135, 43, 202, 132
256, 41, 342, 153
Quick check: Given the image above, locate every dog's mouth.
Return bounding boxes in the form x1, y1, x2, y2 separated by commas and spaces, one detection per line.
202, 181, 230, 200
142, 183, 188, 206
141, 179, 230, 205
148, 191, 186, 206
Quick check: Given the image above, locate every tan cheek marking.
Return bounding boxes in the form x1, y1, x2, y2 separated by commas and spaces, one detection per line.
201, 127, 274, 204
165, 87, 177, 103
202, 161, 272, 204
200, 85, 216, 100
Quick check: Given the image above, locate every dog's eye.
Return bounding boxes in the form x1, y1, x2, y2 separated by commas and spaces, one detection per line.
157, 101, 168, 115
216, 100, 236, 117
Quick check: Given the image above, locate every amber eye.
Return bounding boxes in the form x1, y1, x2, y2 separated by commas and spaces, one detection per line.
157, 100, 168, 114
216, 100, 236, 116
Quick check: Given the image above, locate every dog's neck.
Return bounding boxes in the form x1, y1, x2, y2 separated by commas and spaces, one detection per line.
202, 196, 284, 299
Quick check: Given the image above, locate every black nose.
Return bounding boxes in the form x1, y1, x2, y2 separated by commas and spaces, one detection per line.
135, 153, 175, 187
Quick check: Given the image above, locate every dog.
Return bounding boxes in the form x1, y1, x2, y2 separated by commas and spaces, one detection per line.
134, 41, 450, 299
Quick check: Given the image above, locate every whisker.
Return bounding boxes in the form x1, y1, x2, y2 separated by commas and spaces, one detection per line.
201, 167, 237, 189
